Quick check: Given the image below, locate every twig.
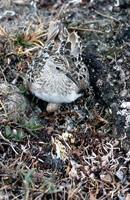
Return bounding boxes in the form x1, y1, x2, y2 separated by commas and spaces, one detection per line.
0, 100, 8, 118
0, 130, 10, 143
0, 65, 8, 82
84, 19, 110, 24
95, 10, 120, 23
23, 46, 41, 54
0, 25, 8, 36
68, 26, 103, 33
54, 3, 69, 20
0, 131, 18, 155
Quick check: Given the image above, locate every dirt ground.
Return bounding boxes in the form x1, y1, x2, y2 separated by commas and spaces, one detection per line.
0, 0, 130, 199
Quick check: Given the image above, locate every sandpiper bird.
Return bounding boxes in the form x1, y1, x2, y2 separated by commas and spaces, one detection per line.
26, 21, 89, 112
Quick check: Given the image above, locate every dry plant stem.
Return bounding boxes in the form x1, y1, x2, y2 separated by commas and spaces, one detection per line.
0, 66, 8, 82
0, 131, 18, 155
68, 27, 103, 33
0, 131, 10, 143
95, 10, 120, 22
0, 25, 8, 36
23, 46, 42, 54
0, 100, 8, 118
54, 3, 69, 20
24, 182, 30, 200
12, 194, 23, 200
84, 19, 112, 24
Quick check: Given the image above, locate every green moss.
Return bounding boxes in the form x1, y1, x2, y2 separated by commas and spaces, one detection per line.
14, 34, 32, 48
5, 125, 26, 141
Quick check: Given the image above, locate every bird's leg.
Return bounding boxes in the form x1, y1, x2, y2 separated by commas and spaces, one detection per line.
46, 103, 60, 113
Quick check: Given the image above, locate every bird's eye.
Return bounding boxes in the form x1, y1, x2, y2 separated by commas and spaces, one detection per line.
56, 67, 60, 70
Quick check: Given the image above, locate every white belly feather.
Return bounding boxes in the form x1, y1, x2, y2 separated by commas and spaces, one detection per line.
33, 90, 82, 103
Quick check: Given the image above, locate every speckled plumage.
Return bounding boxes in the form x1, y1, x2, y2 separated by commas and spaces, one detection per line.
26, 22, 89, 112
